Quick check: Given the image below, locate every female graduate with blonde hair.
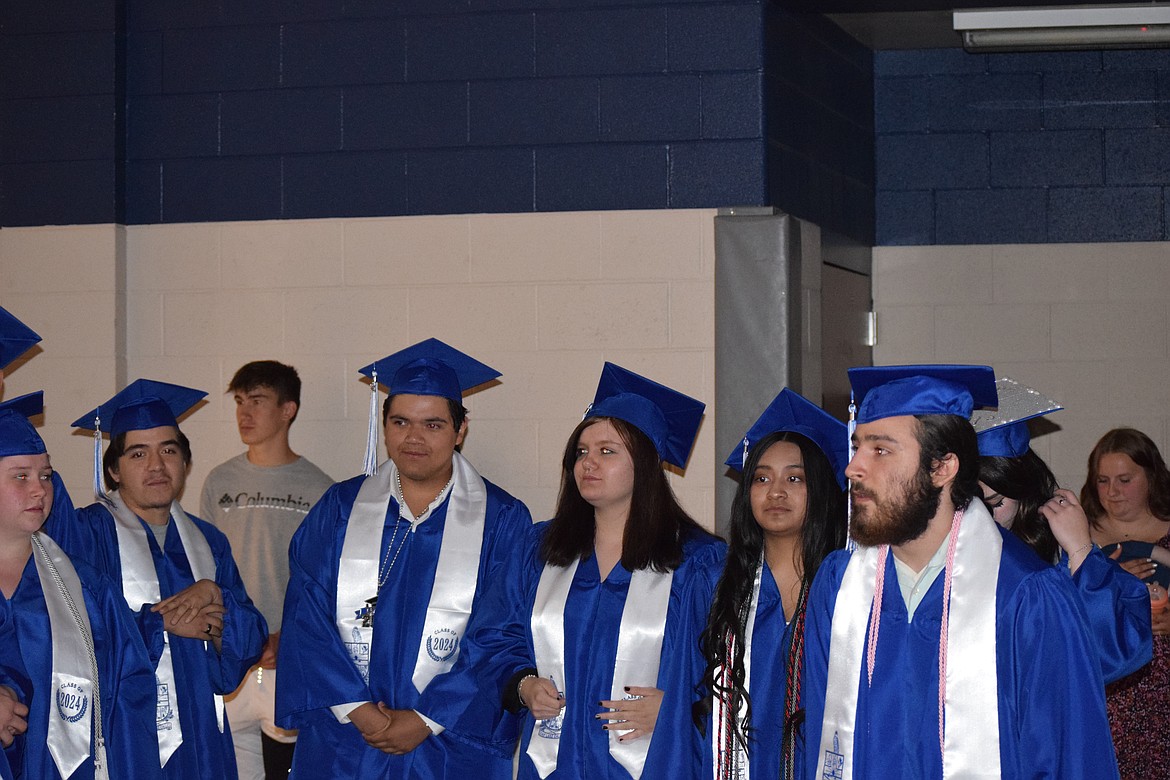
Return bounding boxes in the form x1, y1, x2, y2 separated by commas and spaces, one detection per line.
0, 393, 161, 779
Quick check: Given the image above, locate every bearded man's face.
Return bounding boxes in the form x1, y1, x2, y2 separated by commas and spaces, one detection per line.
847, 415, 942, 547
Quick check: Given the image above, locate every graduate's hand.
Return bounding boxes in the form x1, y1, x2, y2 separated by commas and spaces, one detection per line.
520, 676, 564, 719
152, 579, 223, 625
258, 631, 279, 669
1039, 490, 1093, 573
1152, 599, 1170, 637
374, 707, 431, 754
350, 702, 394, 750
167, 602, 225, 649
1117, 555, 1159, 582
597, 686, 663, 742
0, 685, 28, 748
1148, 545, 1170, 567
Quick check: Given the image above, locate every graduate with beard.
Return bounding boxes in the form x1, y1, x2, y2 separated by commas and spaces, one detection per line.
802, 365, 1119, 780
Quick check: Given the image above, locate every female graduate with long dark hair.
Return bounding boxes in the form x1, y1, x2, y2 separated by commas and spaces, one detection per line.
975, 384, 1150, 685
420, 363, 724, 779
700, 389, 846, 780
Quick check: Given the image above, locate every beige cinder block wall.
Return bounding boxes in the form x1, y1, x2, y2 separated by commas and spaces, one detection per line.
0, 209, 717, 528
0, 225, 123, 500
873, 243, 1170, 492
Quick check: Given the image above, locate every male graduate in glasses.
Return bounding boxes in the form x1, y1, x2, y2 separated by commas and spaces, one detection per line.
802, 365, 1119, 780
68, 380, 267, 780
276, 339, 532, 779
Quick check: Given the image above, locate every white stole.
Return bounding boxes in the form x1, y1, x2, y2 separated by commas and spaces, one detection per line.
335, 452, 487, 692
107, 491, 220, 766
711, 560, 762, 780
816, 501, 1002, 780
32, 532, 109, 780
528, 558, 674, 779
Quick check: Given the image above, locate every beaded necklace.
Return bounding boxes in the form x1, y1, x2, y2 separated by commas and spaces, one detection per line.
360, 470, 455, 627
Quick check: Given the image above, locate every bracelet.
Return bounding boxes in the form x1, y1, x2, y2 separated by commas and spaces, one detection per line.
517, 674, 539, 709
1069, 542, 1094, 558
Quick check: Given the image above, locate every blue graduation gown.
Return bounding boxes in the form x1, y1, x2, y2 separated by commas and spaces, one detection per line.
0, 592, 27, 780
1069, 548, 1152, 684
275, 472, 532, 779
702, 564, 801, 780
802, 526, 1119, 780
6, 551, 162, 779
67, 503, 267, 780
423, 521, 725, 780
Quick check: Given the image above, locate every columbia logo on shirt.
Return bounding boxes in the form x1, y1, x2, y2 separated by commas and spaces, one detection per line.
218, 492, 314, 513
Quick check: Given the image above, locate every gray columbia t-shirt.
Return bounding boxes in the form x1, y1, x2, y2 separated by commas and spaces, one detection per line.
200, 454, 333, 632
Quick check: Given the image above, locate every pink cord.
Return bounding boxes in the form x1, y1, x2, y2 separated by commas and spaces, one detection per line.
865, 506, 964, 759
865, 546, 889, 686
936, 509, 963, 754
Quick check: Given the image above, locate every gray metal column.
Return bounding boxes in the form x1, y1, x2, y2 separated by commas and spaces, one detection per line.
714, 210, 803, 535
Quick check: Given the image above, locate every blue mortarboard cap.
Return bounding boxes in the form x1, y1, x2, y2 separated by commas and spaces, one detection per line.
72, 380, 206, 503
724, 388, 849, 490
973, 377, 1063, 458
358, 338, 500, 402
0, 306, 42, 370
586, 362, 705, 469
357, 339, 500, 476
848, 364, 998, 424
0, 392, 46, 458
71, 379, 208, 437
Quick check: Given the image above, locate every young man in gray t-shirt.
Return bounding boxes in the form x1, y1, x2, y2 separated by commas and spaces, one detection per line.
201, 360, 333, 780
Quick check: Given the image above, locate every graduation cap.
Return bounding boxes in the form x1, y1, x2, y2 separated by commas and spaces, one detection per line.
71, 379, 207, 437
973, 377, 1063, 458
358, 338, 500, 402
0, 392, 46, 458
357, 339, 500, 475
72, 379, 207, 502
725, 388, 849, 490
585, 362, 705, 469
0, 306, 42, 371
847, 364, 998, 425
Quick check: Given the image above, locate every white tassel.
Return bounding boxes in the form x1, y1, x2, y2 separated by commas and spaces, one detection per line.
363, 369, 379, 476
92, 417, 107, 504
740, 436, 749, 471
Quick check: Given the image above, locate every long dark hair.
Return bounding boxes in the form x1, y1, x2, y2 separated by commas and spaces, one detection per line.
979, 449, 1059, 563
540, 416, 709, 572
698, 430, 846, 762
1080, 427, 1170, 524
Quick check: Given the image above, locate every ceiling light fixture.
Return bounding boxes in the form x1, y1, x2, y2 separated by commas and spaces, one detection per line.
954, 4, 1170, 52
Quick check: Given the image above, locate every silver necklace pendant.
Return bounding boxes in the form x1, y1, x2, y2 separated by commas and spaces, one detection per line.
357, 597, 378, 628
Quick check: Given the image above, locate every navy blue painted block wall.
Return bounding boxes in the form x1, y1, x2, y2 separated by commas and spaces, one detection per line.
765, 8, 874, 244
2, 0, 877, 243
762, 7, 875, 242
3, 0, 792, 227
0, 0, 124, 225
876, 48, 1170, 245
